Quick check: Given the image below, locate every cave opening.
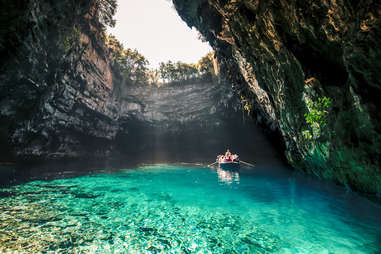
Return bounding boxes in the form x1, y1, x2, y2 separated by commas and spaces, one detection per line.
104, 0, 285, 166
107, 0, 211, 70
0, 0, 287, 167
1, 1, 381, 252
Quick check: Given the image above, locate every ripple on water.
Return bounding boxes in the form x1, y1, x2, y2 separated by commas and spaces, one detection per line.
0, 165, 380, 253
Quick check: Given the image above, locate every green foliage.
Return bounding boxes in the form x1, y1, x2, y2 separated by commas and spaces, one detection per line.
63, 25, 81, 54
106, 34, 149, 85
302, 130, 313, 139
158, 61, 199, 83
119, 48, 149, 84
303, 96, 332, 139
106, 35, 217, 86
157, 52, 215, 84
197, 52, 215, 76
305, 97, 332, 128
106, 34, 124, 57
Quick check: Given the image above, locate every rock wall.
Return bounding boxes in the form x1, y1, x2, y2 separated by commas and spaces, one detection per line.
0, 0, 121, 160
172, 0, 381, 193
1, 0, 264, 165
3, 0, 379, 194
115, 80, 256, 163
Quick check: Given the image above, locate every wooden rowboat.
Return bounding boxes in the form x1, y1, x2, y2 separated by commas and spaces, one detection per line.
218, 158, 240, 170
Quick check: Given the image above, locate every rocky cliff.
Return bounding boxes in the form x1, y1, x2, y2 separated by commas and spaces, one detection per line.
114, 80, 280, 164
2, 0, 380, 194
172, 0, 381, 193
1, 0, 268, 165
0, 0, 121, 160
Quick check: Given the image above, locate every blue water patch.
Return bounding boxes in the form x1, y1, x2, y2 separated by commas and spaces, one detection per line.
0, 164, 380, 253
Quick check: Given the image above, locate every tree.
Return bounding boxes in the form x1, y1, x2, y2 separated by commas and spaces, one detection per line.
302, 96, 332, 139
176, 62, 198, 80
159, 61, 176, 82
158, 61, 199, 83
106, 34, 149, 85
106, 36, 217, 86
105, 34, 123, 59
197, 52, 215, 77
120, 48, 149, 84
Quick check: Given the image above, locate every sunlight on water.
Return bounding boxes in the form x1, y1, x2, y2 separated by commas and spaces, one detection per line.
0, 164, 380, 253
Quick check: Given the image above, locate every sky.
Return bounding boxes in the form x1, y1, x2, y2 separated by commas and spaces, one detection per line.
107, 0, 212, 69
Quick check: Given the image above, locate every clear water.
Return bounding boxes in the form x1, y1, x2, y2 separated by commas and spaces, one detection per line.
0, 164, 380, 253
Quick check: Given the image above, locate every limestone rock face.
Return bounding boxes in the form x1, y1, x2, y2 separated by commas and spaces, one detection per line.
0, 0, 247, 163
173, 0, 381, 193
114, 80, 251, 162
0, 0, 120, 160
119, 81, 238, 129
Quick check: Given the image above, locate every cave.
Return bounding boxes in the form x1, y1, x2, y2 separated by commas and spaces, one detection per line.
0, 0, 285, 169
0, 0, 380, 191
0, 0, 380, 252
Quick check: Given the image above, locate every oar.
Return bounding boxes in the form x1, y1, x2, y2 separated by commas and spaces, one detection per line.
240, 160, 256, 167
208, 161, 218, 167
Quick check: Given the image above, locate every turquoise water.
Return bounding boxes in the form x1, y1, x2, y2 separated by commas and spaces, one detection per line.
0, 164, 380, 253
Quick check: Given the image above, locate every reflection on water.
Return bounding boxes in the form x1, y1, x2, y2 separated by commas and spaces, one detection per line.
216, 167, 240, 185
0, 164, 380, 253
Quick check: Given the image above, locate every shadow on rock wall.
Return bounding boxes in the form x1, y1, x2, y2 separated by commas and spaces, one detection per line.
114, 80, 285, 166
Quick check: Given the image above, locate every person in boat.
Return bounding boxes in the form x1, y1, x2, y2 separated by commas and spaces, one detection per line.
223, 149, 232, 161
225, 149, 231, 160
216, 149, 237, 162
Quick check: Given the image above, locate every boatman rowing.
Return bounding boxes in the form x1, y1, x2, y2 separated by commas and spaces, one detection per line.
218, 149, 239, 162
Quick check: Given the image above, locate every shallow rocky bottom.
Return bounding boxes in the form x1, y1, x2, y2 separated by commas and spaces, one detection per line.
0, 165, 380, 253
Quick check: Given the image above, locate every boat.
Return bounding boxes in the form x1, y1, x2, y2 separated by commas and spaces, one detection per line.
218, 158, 240, 170
209, 151, 254, 169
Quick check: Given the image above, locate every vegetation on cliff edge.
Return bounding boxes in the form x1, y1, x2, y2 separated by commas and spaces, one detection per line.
105, 34, 216, 86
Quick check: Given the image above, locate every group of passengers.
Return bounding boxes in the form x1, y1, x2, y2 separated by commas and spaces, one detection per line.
217, 149, 239, 162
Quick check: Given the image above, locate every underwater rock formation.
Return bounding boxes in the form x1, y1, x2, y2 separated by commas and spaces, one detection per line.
172, 0, 381, 193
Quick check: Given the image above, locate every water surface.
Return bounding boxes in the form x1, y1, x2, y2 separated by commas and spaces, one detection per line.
0, 164, 380, 253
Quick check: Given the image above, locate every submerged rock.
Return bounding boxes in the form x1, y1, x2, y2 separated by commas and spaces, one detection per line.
0, 172, 283, 253
172, 0, 381, 194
